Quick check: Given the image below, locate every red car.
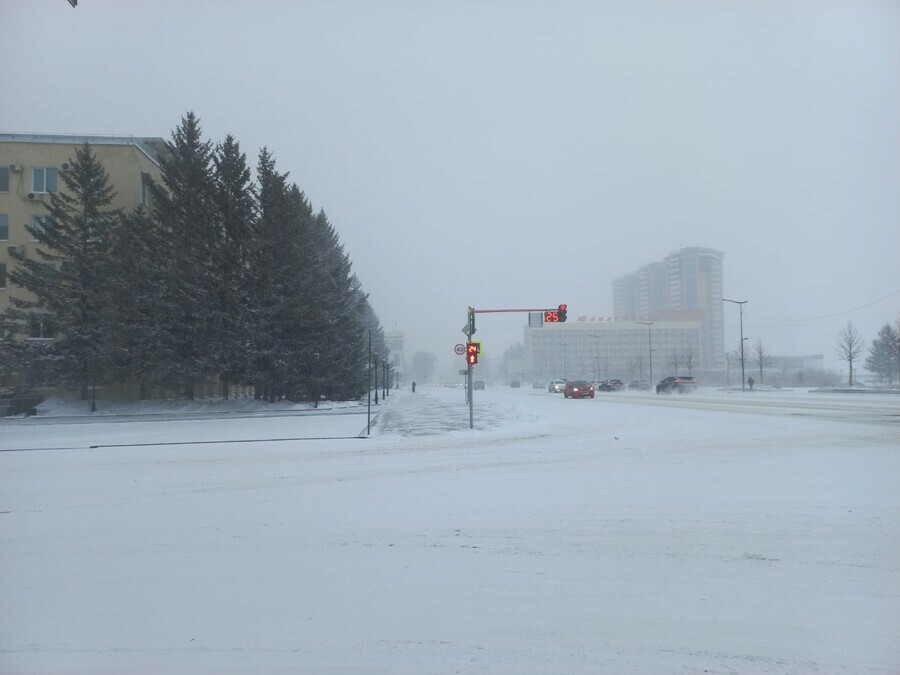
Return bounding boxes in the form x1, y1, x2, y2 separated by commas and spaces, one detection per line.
563, 380, 594, 398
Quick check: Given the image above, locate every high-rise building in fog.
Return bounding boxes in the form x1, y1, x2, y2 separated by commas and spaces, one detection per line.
612, 274, 637, 320
613, 262, 667, 320
664, 247, 724, 364
613, 247, 724, 367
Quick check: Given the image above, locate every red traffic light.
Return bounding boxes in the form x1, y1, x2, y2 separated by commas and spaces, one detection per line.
545, 304, 568, 323
466, 342, 479, 365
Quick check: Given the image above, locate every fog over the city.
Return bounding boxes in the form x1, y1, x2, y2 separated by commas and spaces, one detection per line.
3, 1, 897, 378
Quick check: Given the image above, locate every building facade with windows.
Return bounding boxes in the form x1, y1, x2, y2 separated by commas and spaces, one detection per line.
524, 319, 702, 383
612, 247, 724, 367
0, 133, 165, 333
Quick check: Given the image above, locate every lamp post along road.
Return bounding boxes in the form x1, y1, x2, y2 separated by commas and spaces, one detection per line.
723, 299, 748, 392
636, 321, 654, 386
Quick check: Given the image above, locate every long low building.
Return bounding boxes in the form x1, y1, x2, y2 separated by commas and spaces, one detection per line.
524, 318, 704, 382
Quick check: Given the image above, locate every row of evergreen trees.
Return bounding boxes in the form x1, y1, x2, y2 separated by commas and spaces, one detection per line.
1, 112, 386, 407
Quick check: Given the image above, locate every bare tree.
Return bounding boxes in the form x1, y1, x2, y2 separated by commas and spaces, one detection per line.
683, 346, 696, 376
625, 357, 636, 380
731, 343, 749, 387
751, 338, 772, 384
668, 350, 681, 376
834, 321, 865, 385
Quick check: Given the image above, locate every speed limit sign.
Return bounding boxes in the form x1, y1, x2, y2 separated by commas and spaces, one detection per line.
454, 343, 466, 356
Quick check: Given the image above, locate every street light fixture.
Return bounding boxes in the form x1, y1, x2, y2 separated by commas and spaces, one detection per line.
635, 321, 654, 385
723, 299, 748, 392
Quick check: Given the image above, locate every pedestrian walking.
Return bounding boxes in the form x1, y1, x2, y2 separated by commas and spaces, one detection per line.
412, 381, 416, 393
748, 376, 754, 391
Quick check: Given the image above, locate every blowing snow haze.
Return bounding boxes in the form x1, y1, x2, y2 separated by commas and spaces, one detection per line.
2, 1, 898, 378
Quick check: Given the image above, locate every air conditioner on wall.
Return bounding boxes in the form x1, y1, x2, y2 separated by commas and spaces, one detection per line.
27, 192, 38, 200
60, 162, 72, 171
8, 163, 22, 172
7, 245, 23, 256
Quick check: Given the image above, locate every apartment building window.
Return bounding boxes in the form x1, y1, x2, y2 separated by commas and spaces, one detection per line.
0, 214, 8, 240
32, 167, 58, 193
0, 263, 5, 289
0, 167, 9, 192
31, 215, 55, 240
28, 315, 56, 340
140, 173, 150, 206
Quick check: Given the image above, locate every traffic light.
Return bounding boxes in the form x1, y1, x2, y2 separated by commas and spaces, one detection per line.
558, 304, 567, 322
466, 342, 478, 365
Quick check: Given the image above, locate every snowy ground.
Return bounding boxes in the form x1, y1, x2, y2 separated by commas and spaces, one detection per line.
1, 386, 898, 674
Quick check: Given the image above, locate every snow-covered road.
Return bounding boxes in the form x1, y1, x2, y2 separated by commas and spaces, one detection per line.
1, 387, 898, 673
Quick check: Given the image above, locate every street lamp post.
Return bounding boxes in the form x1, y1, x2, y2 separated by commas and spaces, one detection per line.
587, 334, 602, 380
723, 299, 748, 392
635, 321, 654, 386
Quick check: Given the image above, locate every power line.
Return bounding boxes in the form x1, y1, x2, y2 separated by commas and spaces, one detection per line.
745, 290, 900, 323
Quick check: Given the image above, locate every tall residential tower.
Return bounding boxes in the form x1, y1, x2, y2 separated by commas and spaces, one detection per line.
613, 247, 724, 367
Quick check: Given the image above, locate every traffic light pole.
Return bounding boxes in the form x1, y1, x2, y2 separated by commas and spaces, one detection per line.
464, 304, 566, 430
466, 306, 474, 429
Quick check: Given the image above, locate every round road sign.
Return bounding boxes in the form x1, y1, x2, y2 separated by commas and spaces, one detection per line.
454, 343, 466, 355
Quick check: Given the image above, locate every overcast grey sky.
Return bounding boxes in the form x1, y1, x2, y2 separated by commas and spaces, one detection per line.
3, 0, 898, 377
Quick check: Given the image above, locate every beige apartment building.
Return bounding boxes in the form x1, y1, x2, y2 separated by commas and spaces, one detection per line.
0, 133, 165, 332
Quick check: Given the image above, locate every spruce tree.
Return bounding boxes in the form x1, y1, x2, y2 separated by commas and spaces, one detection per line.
105, 205, 172, 399
212, 134, 257, 398
246, 148, 300, 401
5, 143, 121, 410
865, 323, 899, 385
149, 112, 220, 399
295, 208, 368, 403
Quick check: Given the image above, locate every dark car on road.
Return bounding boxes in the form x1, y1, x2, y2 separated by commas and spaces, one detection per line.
628, 380, 650, 391
656, 376, 698, 394
564, 380, 594, 399
597, 379, 624, 392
